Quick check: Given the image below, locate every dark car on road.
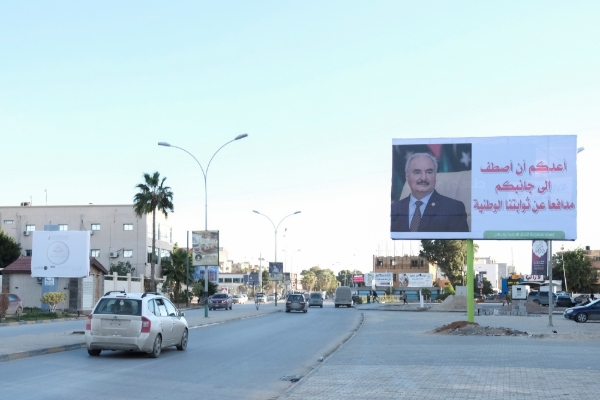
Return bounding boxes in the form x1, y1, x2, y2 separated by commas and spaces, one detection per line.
309, 292, 324, 308
285, 294, 308, 313
528, 291, 557, 306
564, 298, 600, 323
209, 293, 232, 310
555, 294, 574, 308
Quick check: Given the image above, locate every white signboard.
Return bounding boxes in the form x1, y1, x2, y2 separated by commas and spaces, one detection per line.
364, 273, 374, 287
374, 273, 393, 286
397, 273, 434, 288
391, 135, 577, 240
31, 231, 91, 278
524, 274, 545, 282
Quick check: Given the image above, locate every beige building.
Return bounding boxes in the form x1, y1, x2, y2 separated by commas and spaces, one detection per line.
582, 247, 600, 285
372, 255, 438, 287
0, 203, 174, 279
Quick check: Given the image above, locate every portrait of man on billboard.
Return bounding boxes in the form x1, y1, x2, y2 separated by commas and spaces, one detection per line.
391, 144, 471, 233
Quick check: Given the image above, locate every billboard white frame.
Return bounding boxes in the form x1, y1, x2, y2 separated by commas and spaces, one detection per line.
31, 231, 91, 278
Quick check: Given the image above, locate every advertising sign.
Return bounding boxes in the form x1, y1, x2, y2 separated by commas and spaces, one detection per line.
374, 273, 393, 286
192, 266, 219, 283
524, 274, 545, 282
364, 273, 374, 287
269, 262, 283, 281
531, 240, 550, 275
192, 231, 219, 266
397, 273, 433, 288
31, 231, 91, 278
391, 135, 577, 240
353, 274, 364, 283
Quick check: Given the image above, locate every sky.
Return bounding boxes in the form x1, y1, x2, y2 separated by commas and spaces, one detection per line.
1, 1, 599, 277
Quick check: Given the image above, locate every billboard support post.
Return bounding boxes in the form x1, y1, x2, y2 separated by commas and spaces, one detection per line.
548, 240, 554, 327
186, 231, 189, 307
467, 239, 474, 323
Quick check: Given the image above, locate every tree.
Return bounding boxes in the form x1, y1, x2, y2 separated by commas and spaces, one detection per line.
261, 270, 270, 292
553, 248, 596, 293
336, 270, 355, 287
109, 261, 135, 276
238, 284, 247, 294
0, 231, 21, 269
133, 171, 174, 291
192, 279, 218, 299
473, 277, 494, 296
300, 269, 317, 292
419, 240, 478, 286
41, 292, 67, 312
161, 246, 193, 307
0, 286, 9, 322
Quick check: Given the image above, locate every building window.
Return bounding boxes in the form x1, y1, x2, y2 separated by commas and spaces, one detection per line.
26, 250, 32, 256
224, 278, 232, 283
391, 258, 397, 266
376, 258, 383, 266
91, 249, 100, 257
26, 225, 35, 231
91, 224, 101, 231
123, 224, 133, 231
123, 250, 133, 258
219, 278, 224, 283
59, 224, 68, 231
233, 278, 242, 283
4, 220, 14, 224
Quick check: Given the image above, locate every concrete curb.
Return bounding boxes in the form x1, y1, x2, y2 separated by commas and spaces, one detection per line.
280, 311, 365, 398
0, 318, 82, 328
0, 343, 86, 363
188, 308, 282, 329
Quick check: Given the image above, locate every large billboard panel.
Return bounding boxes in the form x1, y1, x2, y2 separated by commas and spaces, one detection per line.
269, 262, 283, 281
374, 273, 393, 286
391, 135, 577, 240
398, 273, 434, 288
192, 231, 219, 266
192, 266, 219, 284
31, 231, 91, 278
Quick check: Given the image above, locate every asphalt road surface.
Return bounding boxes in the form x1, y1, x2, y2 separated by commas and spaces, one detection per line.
1, 302, 359, 400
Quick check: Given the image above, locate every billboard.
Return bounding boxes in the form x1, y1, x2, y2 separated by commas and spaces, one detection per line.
397, 273, 433, 288
374, 273, 393, 286
353, 274, 364, 283
31, 231, 91, 278
192, 266, 219, 284
269, 262, 283, 281
391, 135, 577, 240
192, 231, 219, 266
531, 240, 550, 275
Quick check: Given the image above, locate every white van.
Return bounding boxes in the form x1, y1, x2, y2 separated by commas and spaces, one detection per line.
334, 286, 353, 308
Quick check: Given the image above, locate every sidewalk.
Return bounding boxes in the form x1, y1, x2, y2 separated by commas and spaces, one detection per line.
280, 308, 600, 400
0, 304, 281, 362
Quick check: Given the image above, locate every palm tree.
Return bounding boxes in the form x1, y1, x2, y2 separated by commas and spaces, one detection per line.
161, 246, 192, 306
133, 172, 174, 291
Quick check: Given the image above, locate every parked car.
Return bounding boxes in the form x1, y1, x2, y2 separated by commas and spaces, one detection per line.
573, 294, 590, 304
564, 298, 600, 323
85, 291, 188, 358
528, 291, 557, 306
474, 294, 486, 303
285, 294, 308, 313
554, 294, 574, 308
232, 294, 246, 304
309, 292, 324, 308
6, 293, 23, 315
209, 293, 233, 310
267, 293, 276, 301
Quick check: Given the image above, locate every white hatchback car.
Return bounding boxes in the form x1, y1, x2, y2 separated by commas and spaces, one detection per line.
85, 291, 188, 358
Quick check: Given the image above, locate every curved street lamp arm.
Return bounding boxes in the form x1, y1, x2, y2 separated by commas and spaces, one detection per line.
253, 211, 276, 231
276, 212, 300, 231
206, 138, 237, 177
169, 145, 207, 179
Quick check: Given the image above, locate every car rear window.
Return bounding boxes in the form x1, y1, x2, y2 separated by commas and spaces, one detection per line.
213, 294, 227, 299
310, 294, 322, 299
94, 298, 142, 316
289, 295, 303, 301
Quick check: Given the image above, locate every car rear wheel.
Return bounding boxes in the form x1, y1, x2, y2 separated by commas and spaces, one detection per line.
576, 313, 588, 323
87, 349, 101, 356
335, 304, 339, 308
229, 305, 232, 310
177, 329, 188, 351
303, 310, 307, 313
320, 305, 323, 308
149, 334, 162, 358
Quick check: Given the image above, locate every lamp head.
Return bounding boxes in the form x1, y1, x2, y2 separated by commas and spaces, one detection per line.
577, 147, 585, 153
294, 211, 301, 214
252, 210, 260, 214
235, 133, 248, 140
158, 142, 171, 147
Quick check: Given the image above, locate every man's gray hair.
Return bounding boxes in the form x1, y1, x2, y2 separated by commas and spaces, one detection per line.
405, 152, 438, 175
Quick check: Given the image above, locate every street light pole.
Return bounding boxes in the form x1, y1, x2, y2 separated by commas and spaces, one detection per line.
253, 210, 301, 306
291, 249, 301, 292
159, 134, 248, 318
561, 246, 568, 293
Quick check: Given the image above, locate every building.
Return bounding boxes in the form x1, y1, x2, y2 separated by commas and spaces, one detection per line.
577, 246, 600, 285
372, 255, 438, 287
0, 204, 174, 279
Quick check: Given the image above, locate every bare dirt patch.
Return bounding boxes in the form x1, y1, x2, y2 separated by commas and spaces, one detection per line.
432, 321, 527, 336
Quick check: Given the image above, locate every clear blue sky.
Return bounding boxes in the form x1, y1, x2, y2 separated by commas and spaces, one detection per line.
1, 2, 599, 275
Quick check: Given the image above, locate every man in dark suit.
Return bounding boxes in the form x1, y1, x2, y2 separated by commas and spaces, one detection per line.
391, 153, 469, 232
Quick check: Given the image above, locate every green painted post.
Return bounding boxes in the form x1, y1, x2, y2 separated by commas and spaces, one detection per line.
467, 239, 475, 322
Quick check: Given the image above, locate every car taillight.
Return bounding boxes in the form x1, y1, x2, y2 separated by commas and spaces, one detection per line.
141, 316, 151, 333
300, 302, 305, 305
86, 314, 92, 330
286, 301, 291, 304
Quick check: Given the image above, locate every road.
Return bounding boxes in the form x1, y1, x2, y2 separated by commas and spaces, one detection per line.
0, 301, 359, 400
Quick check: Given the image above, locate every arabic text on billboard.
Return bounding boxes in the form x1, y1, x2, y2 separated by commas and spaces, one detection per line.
31, 231, 91, 278
192, 231, 219, 266
374, 273, 393, 286
390, 135, 577, 240
531, 240, 549, 275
